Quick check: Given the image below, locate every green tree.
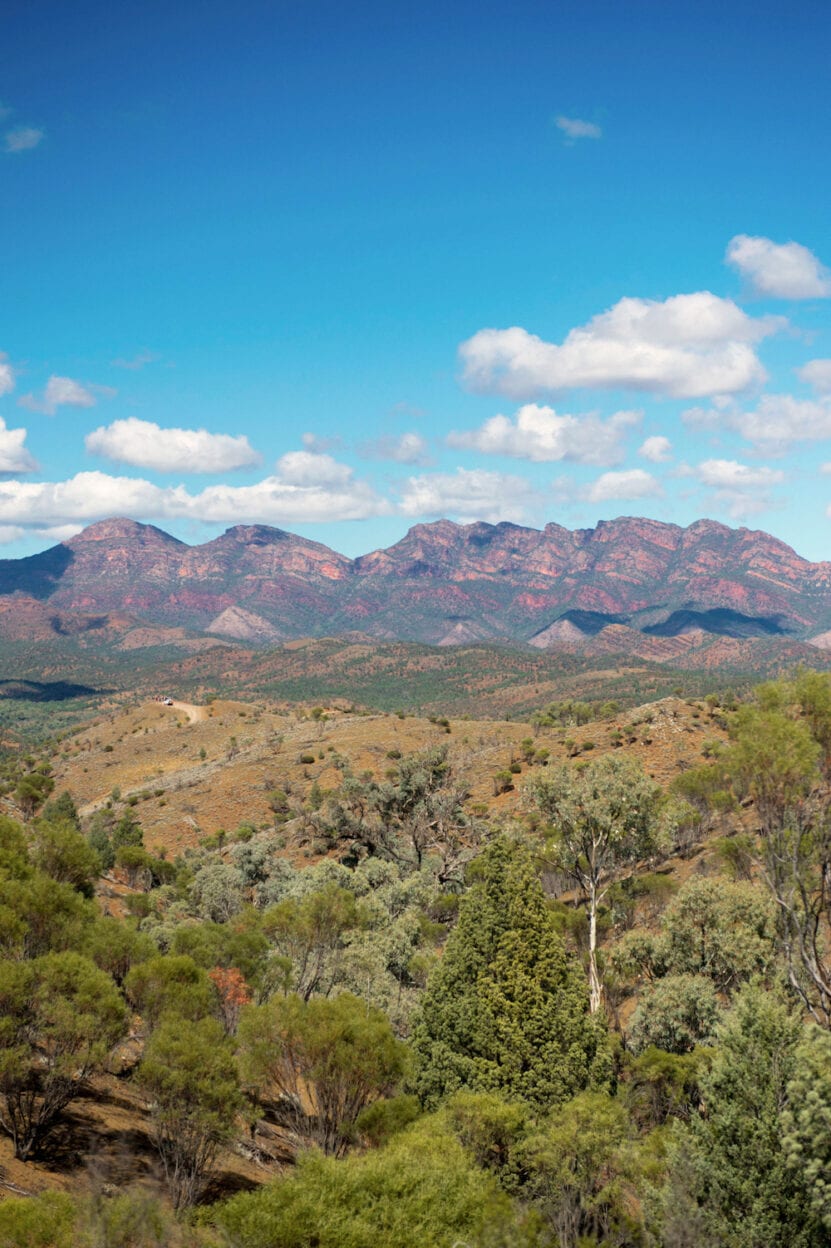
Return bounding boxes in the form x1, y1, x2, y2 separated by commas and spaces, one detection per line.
29, 818, 102, 897
517, 1091, 638, 1248
14, 768, 54, 821
527, 754, 665, 1011
40, 791, 80, 829
628, 973, 720, 1055
0, 871, 93, 960
190, 862, 243, 923
125, 954, 215, 1032
411, 836, 607, 1112
444, 1089, 527, 1184
136, 1015, 243, 1209
213, 1116, 532, 1248
0, 1191, 75, 1248
670, 984, 820, 1246
238, 991, 407, 1157
261, 882, 361, 1000
111, 809, 144, 852
170, 910, 269, 993
0, 951, 127, 1160
658, 876, 777, 995
86, 810, 115, 872
83, 915, 155, 987
724, 706, 820, 837
720, 700, 831, 1025
781, 1025, 831, 1234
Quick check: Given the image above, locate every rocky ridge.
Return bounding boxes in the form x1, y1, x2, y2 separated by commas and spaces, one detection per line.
1, 515, 830, 667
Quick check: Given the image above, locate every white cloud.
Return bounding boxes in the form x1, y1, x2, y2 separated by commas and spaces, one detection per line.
730, 395, 831, 452
691, 457, 785, 519
695, 459, 784, 491
727, 235, 831, 300
359, 432, 431, 465
459, 292, 778, 401
399, 468, 536, 524
186, 473, 389, 524
19, 375, 110, 415
799, 359, 831, 395
0, 459, 390, 529
0, 354, 14, 396
0, 526, 25, 544
685, 393, 831, 454
639, 435, 672, 463
555, 115, 602, 140
0, 418, 37, 474
275, 450, 355, 487
34, 524, 85, 542
86, 417, 261, 473
4, 126, 43, 153
583, 469, 662, 503
447, 403, 639, 466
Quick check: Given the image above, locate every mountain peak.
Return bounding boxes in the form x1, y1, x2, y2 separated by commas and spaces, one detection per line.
66, 518, 185, 548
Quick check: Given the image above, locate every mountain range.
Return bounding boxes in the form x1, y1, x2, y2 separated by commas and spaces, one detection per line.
2, 515, 831, 669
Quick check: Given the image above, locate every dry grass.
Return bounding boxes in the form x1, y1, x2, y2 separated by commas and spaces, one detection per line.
50, 694, 730, 856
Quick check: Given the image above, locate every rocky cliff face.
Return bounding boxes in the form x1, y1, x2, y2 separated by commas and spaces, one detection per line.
1, 515, 829, 658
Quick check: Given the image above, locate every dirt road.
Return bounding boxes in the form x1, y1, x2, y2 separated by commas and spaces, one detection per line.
169, 700, 207, 724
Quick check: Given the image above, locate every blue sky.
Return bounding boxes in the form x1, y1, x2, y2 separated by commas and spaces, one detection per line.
2, 0, 830, 559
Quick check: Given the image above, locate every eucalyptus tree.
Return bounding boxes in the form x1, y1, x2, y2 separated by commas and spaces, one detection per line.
527, 754, 666, 1012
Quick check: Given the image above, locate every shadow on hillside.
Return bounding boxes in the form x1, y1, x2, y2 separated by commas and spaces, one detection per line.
0, 679, 104, 702
0, 542, 74, 599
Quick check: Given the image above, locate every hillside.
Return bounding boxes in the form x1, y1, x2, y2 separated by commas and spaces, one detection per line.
0, 674, 828, 1244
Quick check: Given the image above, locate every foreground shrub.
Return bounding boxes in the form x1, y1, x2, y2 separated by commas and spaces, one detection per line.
211, 1117, 534, 1248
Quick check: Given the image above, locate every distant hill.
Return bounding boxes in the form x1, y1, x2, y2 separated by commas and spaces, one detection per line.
2, 516, 831, 675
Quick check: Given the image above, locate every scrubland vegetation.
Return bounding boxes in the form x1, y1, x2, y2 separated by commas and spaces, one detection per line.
3, 672, 831, 1244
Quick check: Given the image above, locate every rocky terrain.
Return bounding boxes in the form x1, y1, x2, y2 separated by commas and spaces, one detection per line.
2, 515, 831, 670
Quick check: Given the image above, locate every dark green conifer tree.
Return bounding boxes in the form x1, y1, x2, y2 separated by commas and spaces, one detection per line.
411, 836, 608, 1111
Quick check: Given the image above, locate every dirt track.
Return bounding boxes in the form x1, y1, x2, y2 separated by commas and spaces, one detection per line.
169, 700, 207, 723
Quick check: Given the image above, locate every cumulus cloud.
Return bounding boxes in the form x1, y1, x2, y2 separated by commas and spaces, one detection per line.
399, 468, 536, 524
4, 126, 43, 153
86, 417, 261, 473
359, 432, 431, 465
728, 395, 831, 452
0, 354, 14, 396
695, 459, 784, 491
583, 469, 662, 503
0, 459, 390, 529
275, 451, 355, 487
726, 234, 831, 300
459, 292, 778, 401
34, 524, 85, 542
19, 375, 111, 416
685, 393, 831, 453
799, 359, 831, 395
0, 418, 37, 474
555, 115, 602, 140
639, 435, 672, 462
447, 403, 639, 466
689, 457, 785, 519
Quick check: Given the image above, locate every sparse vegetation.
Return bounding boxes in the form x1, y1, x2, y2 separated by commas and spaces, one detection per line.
1, 673, 831, 1243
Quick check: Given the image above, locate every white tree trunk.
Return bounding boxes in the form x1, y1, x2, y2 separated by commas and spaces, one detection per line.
588, 882, 602, 1013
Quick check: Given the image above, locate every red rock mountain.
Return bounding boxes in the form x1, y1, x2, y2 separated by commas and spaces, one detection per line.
1, 516, 830, 659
